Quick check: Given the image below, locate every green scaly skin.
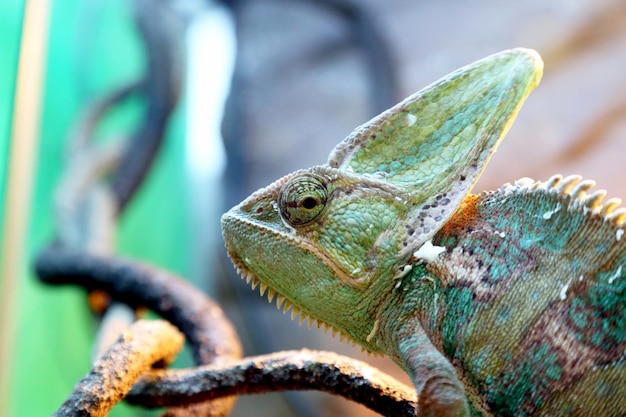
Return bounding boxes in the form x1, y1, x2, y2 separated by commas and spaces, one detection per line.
221, 49, 626, 416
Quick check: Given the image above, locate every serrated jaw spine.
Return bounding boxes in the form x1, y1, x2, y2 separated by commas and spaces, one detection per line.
230, 256, 369, 352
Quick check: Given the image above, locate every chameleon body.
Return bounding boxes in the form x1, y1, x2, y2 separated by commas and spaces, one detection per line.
221, 49, 625, 416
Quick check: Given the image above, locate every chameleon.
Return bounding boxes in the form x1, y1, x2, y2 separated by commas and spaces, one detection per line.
221, 48, 625, 416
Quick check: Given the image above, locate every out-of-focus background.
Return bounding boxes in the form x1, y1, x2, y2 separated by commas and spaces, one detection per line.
1, 0, 625, 416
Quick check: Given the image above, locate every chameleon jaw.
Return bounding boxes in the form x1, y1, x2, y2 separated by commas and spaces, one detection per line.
225, 249, 373, 350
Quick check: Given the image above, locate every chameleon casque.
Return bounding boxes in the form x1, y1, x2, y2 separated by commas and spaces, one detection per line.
221, 48, 625, 416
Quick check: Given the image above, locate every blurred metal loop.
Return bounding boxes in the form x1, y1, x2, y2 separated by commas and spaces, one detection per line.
111, 0, 183, 213
310, 0, 397, 114
36, 247, 244, 415
37, 0, 242, 415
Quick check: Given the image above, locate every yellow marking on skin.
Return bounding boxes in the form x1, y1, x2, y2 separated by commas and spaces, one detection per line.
366, 318, 380, 343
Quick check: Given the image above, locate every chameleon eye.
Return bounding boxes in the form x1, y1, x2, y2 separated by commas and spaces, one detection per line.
279, 174, 328, 226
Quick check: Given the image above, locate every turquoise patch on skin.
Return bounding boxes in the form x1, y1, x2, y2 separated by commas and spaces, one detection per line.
487, 342, 561, 416
568, 297, 589, 329
389, 160, 402, 172
567, 279, 625, 350
441, 286, 477, 359
495, 305, 512, 324
518, 238, 534, 250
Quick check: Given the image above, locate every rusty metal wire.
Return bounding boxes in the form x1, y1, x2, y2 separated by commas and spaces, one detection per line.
36, 247, 243, 416
127, 349, 417, 416
52, 320, 185, 417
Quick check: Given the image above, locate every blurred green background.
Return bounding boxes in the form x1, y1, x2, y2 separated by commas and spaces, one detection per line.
1, 1, 190, 415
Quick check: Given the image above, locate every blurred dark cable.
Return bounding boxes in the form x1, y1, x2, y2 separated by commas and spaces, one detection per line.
111, 0, 182, 213
313, 0, 397, 114
36, 247, 242, 367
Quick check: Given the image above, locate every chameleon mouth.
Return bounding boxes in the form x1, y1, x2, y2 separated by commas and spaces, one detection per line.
225, 250, 368, 348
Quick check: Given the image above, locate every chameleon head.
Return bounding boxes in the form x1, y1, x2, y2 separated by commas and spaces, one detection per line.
222, 48, 543, 350
222, 165, 416, 349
